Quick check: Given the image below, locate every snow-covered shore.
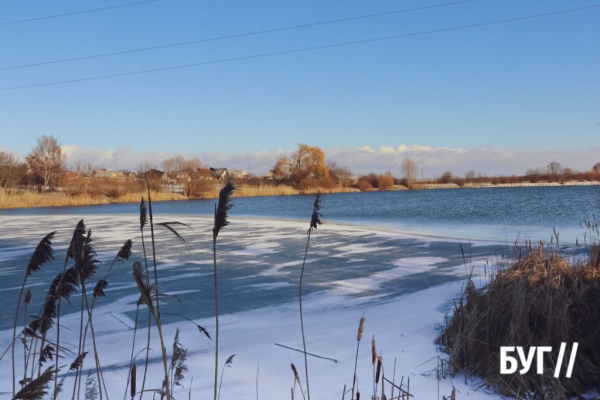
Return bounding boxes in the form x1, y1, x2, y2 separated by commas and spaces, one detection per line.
0, 215, 503, 399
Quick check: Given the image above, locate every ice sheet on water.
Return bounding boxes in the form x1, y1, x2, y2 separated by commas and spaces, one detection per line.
0, 214, 513, 399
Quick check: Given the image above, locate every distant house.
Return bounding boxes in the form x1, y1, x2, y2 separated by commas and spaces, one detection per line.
210, 167, 228, 181
337, 172, 358, 186
196, 169, 215, 180
263, 170, 276, 181
90, 169, 126, 179
230, 169, 248, 180
144, 169, 169, 181
63, 171, 78, 179
168, 171, 191, 182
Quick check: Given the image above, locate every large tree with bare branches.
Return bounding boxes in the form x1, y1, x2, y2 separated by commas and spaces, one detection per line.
0, 151, 23, 189
401, 158, 418, 188
26, 135, 65, 189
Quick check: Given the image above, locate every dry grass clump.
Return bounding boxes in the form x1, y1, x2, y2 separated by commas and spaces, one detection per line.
437, 245, 600, 398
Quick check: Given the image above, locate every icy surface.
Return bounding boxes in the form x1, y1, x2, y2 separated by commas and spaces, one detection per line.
0, 214, 507, 399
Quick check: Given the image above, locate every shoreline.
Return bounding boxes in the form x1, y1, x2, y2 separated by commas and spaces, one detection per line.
1, 180, 598, 210
0, 185, 359, 210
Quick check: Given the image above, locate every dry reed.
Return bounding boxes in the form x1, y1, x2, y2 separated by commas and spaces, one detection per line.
212, 180, 235, 400
0, 190, 184, 209
437, 245, 600, 398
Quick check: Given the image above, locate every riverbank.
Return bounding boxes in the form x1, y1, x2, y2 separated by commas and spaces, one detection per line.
1, 179, 598, 210
0, 185, 359, 209
418, 180, 600, 190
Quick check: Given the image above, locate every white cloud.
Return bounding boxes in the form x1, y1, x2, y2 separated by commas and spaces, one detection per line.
57, 143, 599, 178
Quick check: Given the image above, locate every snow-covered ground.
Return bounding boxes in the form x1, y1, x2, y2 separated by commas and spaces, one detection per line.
0, 214, 506, 399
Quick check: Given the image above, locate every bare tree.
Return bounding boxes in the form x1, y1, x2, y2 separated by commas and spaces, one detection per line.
161, 155, 204, 173
464, 170, 476, 182
72, 160, 97, 176
0, 151, 23, 189
25, 136, 65, 189
439, 171, 454, 184
327, 161, 352, 186
547, 161, 562, 176
136, 160, 157, 174
401, 158, 418, 188
161, 155, 207, 197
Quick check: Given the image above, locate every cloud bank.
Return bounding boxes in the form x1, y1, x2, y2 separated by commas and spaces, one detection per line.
60, 144, 599, 178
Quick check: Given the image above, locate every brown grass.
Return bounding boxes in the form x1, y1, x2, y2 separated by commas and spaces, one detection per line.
0, 185, 360, 209
437, 245, 600, 398
0, 190, 185, 209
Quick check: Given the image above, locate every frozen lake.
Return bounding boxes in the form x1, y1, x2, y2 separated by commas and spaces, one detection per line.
0, 212, 519, 399
0, 186, 594, 399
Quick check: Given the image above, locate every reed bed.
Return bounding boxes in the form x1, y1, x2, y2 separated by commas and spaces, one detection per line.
0, 185, 359, 209
437, 244, 600, 398
0, 190, 185, 209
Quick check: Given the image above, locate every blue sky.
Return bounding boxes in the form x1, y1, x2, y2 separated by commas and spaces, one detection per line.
0, 0, 598, 170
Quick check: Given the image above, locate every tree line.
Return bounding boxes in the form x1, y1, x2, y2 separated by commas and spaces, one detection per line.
1, 136, 599, 194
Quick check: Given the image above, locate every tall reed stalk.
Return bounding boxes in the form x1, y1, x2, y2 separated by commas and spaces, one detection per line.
71, 229, 103, 400
299, 193, 322, 400
137, 197, 152, 400
351, 316, 365, 400
12, 231, 56, 397
55, 220, 85, 395
146, 184, 171, 400
212, 180, 235, 400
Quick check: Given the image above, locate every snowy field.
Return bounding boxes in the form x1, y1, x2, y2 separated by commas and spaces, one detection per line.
0, 214, 508, 399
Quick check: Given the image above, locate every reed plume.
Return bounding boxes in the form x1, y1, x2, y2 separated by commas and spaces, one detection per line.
169, 328, 189, 395
67, 220, 86, 259
13, 367, 56, 400
371, 336, 377, 398
135, 197, 154, 400
290, 363, 305, 400
12, 231, 56, 397
375, 355, 383, 395
73, 228, 104, 400
53, 377, 65, 400
298, 193, 322, 400
133, 261, 154, 314
214, 180, 235, 238
218, 354, 235, 400
212, 180, 235, 400
70, 352, 88, 371
55, 220, 84, 395
93, 280, 108, 298
130, 364, 137, 399
309, 193, 322, 232
140, 197, 148, 229
85, 369, 98, 400
351, 316, 365, 400
32, 271, 62, 379
22, 288, 33, 384
117, 239, 133, 262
